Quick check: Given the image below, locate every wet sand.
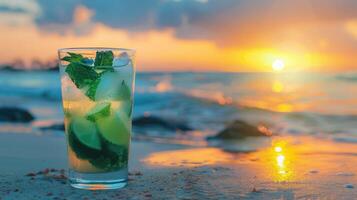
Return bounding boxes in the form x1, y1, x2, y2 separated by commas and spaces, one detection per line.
0, 133, 356, 199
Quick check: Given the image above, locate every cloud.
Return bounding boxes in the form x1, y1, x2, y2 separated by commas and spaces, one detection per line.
0, 6, 27, 13
346, 20, 357, 39
0, 0, 40, 26
35, 0, 79, 25
10, 0, 357, 50
84, 0, 159, 31
0, 0, 40, 15
162, 0, 357, 47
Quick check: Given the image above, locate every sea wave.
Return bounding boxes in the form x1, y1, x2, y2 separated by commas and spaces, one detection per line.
0, 71, 356, 140
335, 73, 357, 82
0, 87, 61, 100
178, 89, 357, 136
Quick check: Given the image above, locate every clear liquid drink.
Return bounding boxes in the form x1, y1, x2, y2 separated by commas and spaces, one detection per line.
58, 48, 135, 190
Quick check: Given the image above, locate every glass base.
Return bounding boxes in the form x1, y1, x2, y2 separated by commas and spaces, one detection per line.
69, 167, 128, 190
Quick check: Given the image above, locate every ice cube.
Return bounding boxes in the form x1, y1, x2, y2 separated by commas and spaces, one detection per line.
61, 74, 89, 101
61, 74, 97, 116
115, 64, 133, 86
113, 52, 130, 67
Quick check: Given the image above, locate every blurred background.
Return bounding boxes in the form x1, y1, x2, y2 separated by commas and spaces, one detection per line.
0, 0, 356, 147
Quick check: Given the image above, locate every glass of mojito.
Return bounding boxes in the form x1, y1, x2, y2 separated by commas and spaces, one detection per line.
58, 48, 135, 190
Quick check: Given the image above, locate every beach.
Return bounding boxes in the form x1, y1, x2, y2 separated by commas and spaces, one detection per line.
1, 132, 357, 199
0, 71, 356, 199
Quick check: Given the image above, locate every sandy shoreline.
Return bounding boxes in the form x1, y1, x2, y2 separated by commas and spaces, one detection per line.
0, 133, 356, 199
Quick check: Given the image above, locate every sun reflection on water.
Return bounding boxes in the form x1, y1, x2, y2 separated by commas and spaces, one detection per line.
272, 80, 284, 93
238, 75, 304, 113
143, 148, 232, 167
274, 146, 282, 153
143, 137, 298, 183
276, 103, 293, 112
270, 140, 294, 182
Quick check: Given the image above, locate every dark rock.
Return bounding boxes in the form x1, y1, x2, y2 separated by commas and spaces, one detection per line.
39, 123, 65, 131
133, 116, 193, 131
0, 107, 34, 122
0, 65, 22, 71
208, 120, 269, 140
25, 173, 36, 177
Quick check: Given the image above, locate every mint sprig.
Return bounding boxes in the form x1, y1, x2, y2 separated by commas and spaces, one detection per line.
62, 51, 114, 100
62, 52, 84, 63
65, 63, 99, 89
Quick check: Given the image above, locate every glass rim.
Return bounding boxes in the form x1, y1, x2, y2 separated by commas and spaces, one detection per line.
58, 47, 136, 55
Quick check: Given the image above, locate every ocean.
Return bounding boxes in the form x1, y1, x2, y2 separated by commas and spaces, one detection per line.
0, 70, 356, 144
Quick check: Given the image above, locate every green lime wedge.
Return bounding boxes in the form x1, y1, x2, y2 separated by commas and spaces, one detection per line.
96, 111, 131, 146
95, 72, 132, 101
116, 81, 131, 101
71, 117, 101, 150
120, 100, 133, 118
86, 102, 111, 121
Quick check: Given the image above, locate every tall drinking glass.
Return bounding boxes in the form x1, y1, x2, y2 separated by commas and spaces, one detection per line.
58, 48, 135, 190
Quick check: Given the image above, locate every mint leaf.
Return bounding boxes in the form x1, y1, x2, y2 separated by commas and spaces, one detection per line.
85, 78, 100, 100
65, 62, 99, 89
94, 51, 114, 67
89, 141, 128, 171
86, 102, 111, 121
62, 52, 84, 63
63, 52, 100, 100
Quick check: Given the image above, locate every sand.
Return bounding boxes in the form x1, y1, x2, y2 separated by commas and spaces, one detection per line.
0, 133, 356, 200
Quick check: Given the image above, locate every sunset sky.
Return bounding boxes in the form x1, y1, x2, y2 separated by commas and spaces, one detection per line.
1, 0, 357, 72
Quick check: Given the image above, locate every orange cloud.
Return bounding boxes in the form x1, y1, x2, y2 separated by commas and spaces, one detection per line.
1, 0, 357, 72
0, 23, 231, 71
73, 5, 93, 25
0, 21, 355, 72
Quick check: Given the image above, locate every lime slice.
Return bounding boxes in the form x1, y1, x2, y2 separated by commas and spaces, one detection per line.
96, 111, 131, 146
115, 64, 133, 84
86, 102, 111, 121
95, 72, 131, 101
116, 81, 131, 101
71, 117, 101, 150
121, 100, 132, 117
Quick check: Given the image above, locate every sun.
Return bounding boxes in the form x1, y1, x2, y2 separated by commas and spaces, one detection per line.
272, 59, 285, 72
